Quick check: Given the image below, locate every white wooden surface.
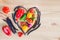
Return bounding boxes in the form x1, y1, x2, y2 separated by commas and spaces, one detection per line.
0, 0, 60, 40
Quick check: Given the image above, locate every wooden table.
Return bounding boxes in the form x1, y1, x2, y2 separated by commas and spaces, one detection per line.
0, 0, 60, 40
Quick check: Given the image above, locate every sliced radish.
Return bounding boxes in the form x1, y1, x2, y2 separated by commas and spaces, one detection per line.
2, 25, 11, 36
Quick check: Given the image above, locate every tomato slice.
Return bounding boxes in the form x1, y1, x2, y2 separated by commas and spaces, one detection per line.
2, 6, 10, 14
16, 8, 25, 18
2, 25, 11, 36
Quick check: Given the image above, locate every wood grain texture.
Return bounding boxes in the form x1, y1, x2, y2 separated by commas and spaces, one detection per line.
0, 0, 60, 40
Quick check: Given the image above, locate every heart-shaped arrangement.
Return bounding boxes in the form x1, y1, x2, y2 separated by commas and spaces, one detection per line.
1, 6, 41, 37
12, 6, 41, 35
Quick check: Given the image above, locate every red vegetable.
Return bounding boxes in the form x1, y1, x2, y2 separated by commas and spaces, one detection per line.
18, 32, 23, 37
2, 6, 10, 14
26, 18, 33, 23
16, 8, 25, 18
29, 8, 34, 13
2, 25, 11, 36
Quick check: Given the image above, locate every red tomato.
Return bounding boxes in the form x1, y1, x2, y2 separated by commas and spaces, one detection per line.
18, 32, 23, 37
26, 18, 33, 23
2, 25, 11, 36
29, 8, 34, 13
2, 6, 10, 14
16, 9, 25, 18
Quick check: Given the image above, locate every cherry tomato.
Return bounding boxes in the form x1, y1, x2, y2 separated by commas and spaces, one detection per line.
2, 25, 11, 36
16, 8, 25, 18
29, 8, 34, 13
2, 6, 10, 14
18, 32, 23, 37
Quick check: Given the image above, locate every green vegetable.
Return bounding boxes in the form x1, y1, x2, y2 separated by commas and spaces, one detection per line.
31, 17, 35, 20
20, 13, 27, 21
